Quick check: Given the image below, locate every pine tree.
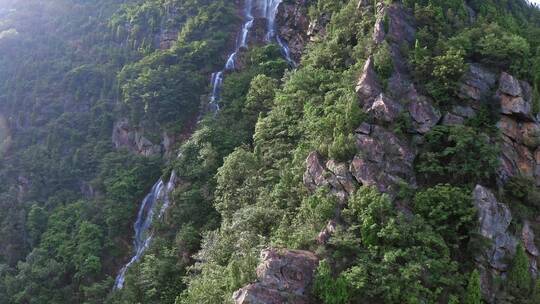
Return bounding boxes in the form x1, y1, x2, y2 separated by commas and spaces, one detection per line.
507, 244, 532, 301
465, 269, 482, 304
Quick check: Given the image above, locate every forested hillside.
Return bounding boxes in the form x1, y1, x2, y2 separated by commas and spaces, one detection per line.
1, 0, 540, 303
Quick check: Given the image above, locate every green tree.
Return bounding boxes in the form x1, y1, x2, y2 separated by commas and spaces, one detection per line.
507, 244, 532, 300
413, 184, 474, 248
465, 269, 482, 304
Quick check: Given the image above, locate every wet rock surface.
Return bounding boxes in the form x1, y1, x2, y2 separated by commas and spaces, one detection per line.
276, 0, 309, 62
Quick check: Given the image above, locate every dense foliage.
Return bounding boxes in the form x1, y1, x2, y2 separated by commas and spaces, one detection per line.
1, 0, 540, 303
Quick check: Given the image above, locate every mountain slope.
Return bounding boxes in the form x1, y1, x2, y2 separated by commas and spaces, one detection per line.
1, 0, 540, 304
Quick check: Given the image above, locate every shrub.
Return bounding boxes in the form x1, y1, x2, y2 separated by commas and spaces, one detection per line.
413, 184, 475, 248
416, 125, 499, 185
313, 260, 350, 304
465, 270, 482, 304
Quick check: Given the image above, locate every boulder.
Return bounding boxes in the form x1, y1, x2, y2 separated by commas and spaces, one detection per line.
366, 93, 403, 123
408, 99, 441, 134
233, 248, 319, 304
356, 57, 382, 105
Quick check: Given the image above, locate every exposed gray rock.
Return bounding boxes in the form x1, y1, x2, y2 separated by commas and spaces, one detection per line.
497, 72, 534, 121
372, 12, 386, 45
112, 119, 162, 157
458, 64, 496, 101
408, 99, 441, 134
499, 72, 522, 97
473, 185, 517, 272
307, 13, 329, 41
233, 248, 318, 304
386, 3, 415, 44
366, 93, 403, 123
452, 105, 476, 119
522, 220, 539, 275
497, 114, 540, 185
350, 125, 416, 195
317, 220, 338, 245
303, 152, 358, 202
356, 57, 382, 105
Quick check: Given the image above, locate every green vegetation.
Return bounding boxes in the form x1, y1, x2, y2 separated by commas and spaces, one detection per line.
465, 270, 482, 304
1, 0, 540, 303
416, 125, 499, 186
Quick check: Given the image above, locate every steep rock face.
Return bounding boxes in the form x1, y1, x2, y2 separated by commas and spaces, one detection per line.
356, 56, 382, 105
276, 0, 309, 62
474, 185, 516, 272
303, 151, 358, 203
351, 123, 416, 195
473, 185, 517, 302
458, 64, 497, 102
495, 72, 540, 185
112, 118, 176, 157
521, 220, 539, 276
233, 248, 319, 304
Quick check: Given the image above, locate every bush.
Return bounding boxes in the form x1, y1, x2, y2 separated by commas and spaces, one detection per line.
313, 260, 350, 304
416, 125, 499, 185
465, 270, 482, 304
413, 184, 475, 248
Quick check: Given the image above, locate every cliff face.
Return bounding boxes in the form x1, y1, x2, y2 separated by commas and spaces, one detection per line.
234, 1, 540, 302
2, 0, 540, 303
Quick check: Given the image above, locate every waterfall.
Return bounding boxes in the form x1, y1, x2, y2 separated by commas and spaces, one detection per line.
113, 171, 177, 290
208, 0, 295, 111
114, 0, 296, 290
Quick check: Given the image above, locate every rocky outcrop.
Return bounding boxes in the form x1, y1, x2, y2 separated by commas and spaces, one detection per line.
473, 185, 517, 301
303, 151, 358, 203
367, 93, 403, 123
497, 72, 534, 121
233, 248, 318, 304
495, 72, 540, 185
474, 185, 517, 272
356, 57, 382, 105
351, 124, 416, 195
408, 98, 441, 134
112, 118, 179, 157
458, 64, 497, 102
521, 220, 539, 275
276, 0, 309, 62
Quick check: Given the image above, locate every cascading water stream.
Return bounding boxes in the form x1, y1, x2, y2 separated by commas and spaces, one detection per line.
114, 0, 295, 290
208, 0, 295, 111
113, 171, 177, 290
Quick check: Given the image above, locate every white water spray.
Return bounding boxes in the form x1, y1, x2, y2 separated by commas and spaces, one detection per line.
208, 0, 295, 111
114, 171, 177, 290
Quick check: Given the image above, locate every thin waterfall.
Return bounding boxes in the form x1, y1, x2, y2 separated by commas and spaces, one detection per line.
114, 0, 295, 290
208, 0, 295, 112
113, 171, 177, 290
